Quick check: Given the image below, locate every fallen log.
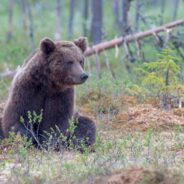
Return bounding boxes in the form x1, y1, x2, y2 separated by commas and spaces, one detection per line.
84, 19, 184, 56
1, 19, 184, 79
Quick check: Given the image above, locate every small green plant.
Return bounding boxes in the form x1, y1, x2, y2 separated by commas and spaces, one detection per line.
136, 48, 184, 109
67, 118, 92, 153
20, 109, 43, 124
19, 109, 43, 148
40, 118, 92, 152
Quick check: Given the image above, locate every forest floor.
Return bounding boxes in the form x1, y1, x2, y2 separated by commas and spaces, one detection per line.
82, 96, 184, 184
1, 93, 184, 184
0, 0, 184, 182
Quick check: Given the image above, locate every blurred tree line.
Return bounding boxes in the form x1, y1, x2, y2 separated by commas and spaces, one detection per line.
4, 0, 183, 46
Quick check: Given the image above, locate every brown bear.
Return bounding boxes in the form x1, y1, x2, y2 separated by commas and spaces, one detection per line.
1, 37, 96, 151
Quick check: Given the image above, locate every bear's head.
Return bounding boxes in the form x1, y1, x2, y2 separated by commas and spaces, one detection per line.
39, 37, 88, 88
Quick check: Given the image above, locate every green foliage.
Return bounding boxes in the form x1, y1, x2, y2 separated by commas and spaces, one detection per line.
20, 109, 43, 124
0, 131, 33, 160
124, 83, 146, 99
2, 126, 184, 183
136, 49, 184, 102
67, 118, 77, 135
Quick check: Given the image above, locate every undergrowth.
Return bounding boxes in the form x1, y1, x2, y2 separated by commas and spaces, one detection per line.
1, 127, 184, 183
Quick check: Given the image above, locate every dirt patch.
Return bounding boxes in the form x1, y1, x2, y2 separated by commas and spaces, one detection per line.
112, 104, 184, 132
79, 91, 119, 114
78, 92, 138, 116
173, 108, 184, 117
94, 168, 180, 184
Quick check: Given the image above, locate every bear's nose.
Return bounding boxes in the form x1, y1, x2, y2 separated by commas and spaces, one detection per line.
80, 73, 88, 81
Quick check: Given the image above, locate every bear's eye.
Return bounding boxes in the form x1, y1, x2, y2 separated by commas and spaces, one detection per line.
80, 60, 84, 66
67, 61, 74, 65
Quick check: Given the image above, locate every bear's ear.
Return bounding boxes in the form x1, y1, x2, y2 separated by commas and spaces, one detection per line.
74, 37, 88, 53
40, 38, 56, 55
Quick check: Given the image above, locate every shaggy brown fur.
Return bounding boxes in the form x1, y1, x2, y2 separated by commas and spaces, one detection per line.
1, 37, 96, 150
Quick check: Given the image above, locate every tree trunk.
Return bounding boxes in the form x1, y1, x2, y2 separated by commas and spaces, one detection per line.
151, 0, 158, 6
20, 0, 28, 31
112, 0, 121, 31
90, 0, 103, 44
135, 0, 141, 31
161, 68, 170, 110
122, 0, 131, 36
7, 0, 14, 42
55, 0, 62, 40
95, 53, 101, 79
172, 0, 180, 21
160, 0, 165, 25
83, 0, 89, 37
26, 0, 35, 48
68, 0, 75, 39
